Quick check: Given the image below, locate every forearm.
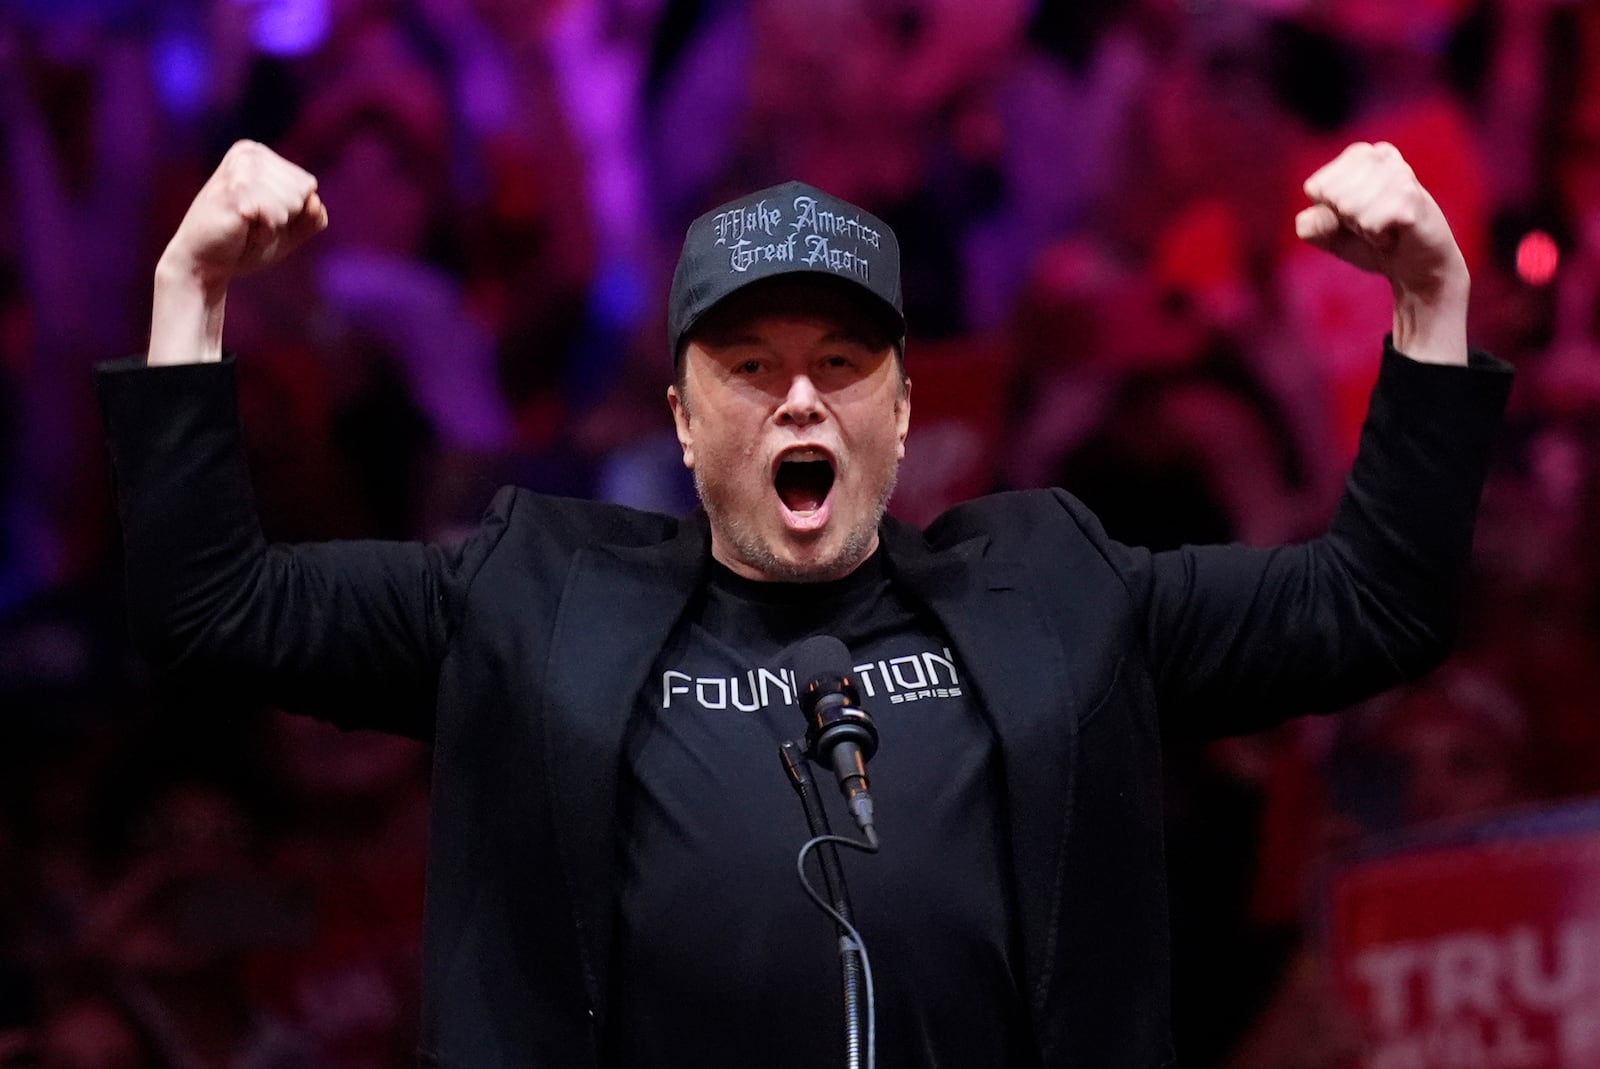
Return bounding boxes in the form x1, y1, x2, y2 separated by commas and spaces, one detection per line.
1318, 343, 1509, 655
1296, 345, 1509, 687
1391, 271, 1470, 368
99, 357, 273, 665
148, 260, 227, 366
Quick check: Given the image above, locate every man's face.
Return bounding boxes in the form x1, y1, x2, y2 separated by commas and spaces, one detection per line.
669, 279, 910, 582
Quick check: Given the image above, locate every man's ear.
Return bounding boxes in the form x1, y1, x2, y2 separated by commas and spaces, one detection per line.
895, 378, 911, 461
668, 384, 695, 470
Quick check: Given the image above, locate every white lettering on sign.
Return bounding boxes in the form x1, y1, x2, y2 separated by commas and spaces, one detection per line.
1350, 921, 1600, 1067
1365, 1017, 1547, 1069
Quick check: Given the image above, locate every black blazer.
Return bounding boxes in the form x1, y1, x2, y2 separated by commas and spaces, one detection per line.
96, 344, 1512, 1067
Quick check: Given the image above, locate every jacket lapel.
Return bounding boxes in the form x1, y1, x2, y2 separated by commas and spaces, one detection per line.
542, 513, 711, 1023
882, 518, 1078, 1020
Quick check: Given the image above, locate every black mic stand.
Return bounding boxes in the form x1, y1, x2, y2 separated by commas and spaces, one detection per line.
780, 740, 869, 1069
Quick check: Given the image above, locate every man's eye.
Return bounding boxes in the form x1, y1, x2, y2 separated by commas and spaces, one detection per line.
736, 359, 763, 375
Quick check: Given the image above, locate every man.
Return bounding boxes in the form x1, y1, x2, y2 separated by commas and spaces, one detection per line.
99, 140, 1511, 1066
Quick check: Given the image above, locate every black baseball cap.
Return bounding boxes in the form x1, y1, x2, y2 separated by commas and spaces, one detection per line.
668, 180, 905, 361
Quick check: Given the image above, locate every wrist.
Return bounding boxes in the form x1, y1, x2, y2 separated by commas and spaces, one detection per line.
154, 246, 231, 305
150, 256, 229, 366
1391, 268, 1470, 367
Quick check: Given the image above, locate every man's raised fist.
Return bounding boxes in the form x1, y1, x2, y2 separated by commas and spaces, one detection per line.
158, 140, 328, 293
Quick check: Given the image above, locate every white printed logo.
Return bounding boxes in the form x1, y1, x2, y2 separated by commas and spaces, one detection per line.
661, 647, 962, 713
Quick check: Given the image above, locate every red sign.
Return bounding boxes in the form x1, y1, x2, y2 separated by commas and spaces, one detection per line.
1328, 815, 1600, 1069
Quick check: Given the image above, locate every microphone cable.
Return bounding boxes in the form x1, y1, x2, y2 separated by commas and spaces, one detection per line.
784, 636, 884, 1069
796, 831, 880, 1069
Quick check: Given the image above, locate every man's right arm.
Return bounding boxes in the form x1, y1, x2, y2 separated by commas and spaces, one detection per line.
101, 142, 504, 738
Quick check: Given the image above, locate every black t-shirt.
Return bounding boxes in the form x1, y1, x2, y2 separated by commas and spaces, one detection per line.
609, 550, 1036, 1067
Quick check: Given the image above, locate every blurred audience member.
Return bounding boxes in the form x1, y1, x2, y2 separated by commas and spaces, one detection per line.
1332, 665, 1534, 834
248, 713, 428, 1069
73, 779, 317, 1069
33, 989, 166, 1069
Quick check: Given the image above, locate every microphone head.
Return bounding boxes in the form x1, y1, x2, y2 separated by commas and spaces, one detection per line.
789, 635, 876, 762
791, 635, 853, 705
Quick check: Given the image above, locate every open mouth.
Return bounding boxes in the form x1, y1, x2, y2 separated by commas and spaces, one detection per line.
774, 451, 836, 515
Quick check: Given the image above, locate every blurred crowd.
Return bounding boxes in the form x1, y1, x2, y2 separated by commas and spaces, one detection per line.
2, 0, 1599, 1065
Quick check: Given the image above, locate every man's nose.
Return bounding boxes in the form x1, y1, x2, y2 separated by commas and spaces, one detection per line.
776, 374, 824, 425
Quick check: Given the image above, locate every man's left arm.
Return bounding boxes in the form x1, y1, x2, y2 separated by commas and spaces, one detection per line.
1131, 143, 1513, 732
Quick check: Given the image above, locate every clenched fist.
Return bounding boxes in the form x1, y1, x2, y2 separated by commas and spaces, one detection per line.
1296, 142, 1470, 365
161, 140, 327, 288
149, 141, 327, 366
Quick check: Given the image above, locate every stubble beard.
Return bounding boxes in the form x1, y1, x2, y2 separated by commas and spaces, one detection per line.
695, 465, 899, 583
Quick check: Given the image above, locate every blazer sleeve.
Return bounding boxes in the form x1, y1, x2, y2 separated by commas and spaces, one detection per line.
1086, 341, 1513, 736
96, 357, 513, 739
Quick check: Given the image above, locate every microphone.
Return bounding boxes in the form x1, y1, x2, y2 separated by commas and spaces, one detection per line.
791, 635, 880, 846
